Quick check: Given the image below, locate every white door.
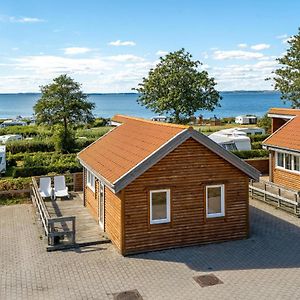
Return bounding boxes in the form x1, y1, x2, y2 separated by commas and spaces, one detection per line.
99, 182, 105, 229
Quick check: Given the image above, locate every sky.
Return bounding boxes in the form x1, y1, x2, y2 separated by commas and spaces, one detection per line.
0, 0, 299, 93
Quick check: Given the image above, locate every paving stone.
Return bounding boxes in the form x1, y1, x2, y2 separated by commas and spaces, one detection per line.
0, 200, 300, 299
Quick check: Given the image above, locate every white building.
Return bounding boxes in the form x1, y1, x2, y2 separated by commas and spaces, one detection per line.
0, 146, 6, 174
235, 115, 257, 125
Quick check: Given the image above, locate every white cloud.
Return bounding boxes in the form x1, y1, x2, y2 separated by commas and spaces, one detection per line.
63, 47, 92, 55
0, 15, 45, 23
238, 43, 248, 48
213, 50, 264, 60
108, 40, 136, 46
276, 34, 288, 39
155, 50, 168, 56
250, 43, 270, 51
107, 54, 145, 62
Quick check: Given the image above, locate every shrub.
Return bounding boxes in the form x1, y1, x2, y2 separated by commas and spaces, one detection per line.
0, 177, 31, 191
232, 149, 269, 159
6, 139, 55, 154
75, 127, 111, 139
0, 125, 52, 138
250, 134, 270, 142
12, 164, 82, 178
251, 141, 263, 150
74, 138, 97, 150
53, 126, 76, 153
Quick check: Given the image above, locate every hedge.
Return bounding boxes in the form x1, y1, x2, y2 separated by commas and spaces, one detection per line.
251, 141, 263, 150
0, 125, 52, 138
250, 134, 270, 142
232, 149, 269, 159
12, 164, 82, 178
6, 139, 55, 154
0, 177, 31, 191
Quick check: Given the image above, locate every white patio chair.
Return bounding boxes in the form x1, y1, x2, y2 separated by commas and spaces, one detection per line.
54, 176, 69, 199
39, 177, 53, 199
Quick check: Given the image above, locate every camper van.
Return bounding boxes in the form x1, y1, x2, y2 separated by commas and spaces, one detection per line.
235, 115, 257, 125
0, 120, 26, 128
0, 146, 6, 174
209, 128, 252, 151
0, 134, 22, 144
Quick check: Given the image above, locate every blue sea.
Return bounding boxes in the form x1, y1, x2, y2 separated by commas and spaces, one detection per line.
0, 91, 289, 120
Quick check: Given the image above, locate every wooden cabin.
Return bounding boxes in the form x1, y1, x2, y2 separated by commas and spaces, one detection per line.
78, 115, 260, 255
263, 108, 300, 191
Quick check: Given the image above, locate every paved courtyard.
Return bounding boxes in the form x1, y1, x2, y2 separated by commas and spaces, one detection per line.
0, 199, 300, 300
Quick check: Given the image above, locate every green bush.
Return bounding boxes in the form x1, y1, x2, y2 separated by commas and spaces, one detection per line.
0, 177, 31, 191
251, 141, 263, 150
250, 134, 270, 142
75, 127, 110, 139
74, 138, 97, 150
22, 152, 77, 168
6, 139, 55, 154
12, 164, 82, 178
53, 126, 76, 153
232, 149, 269, 159
0, 125, 52, 138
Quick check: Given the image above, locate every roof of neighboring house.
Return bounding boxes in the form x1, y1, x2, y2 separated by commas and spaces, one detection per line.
78, 115, 260, 193
268, 107, 300, 117
264, 111, 300, 152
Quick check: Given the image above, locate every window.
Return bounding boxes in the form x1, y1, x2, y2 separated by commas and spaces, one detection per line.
150, 189, 170, 224
86, 169, 95, 191
206, 185, 225, 218
284, 153, 292, 170
222, 143, 238, 151
294, 156, 300, 172
276, 152, 284, 168
276, 151, 300, 173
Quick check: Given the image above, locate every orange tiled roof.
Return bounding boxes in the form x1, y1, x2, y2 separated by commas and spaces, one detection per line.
78, 115, 187, 184
269, 107, 300, 116
264, 109, 300, 151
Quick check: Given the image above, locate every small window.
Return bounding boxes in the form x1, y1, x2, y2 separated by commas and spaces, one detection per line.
285, 153, 292, 170
86, 169, 95, 191
276, 152, 284, 168
150, 189, 170, 224
294, 156, 300, 172
206, 185, 225, 218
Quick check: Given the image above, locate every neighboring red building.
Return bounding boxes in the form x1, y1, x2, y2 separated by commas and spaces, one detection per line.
78, 115, 259, 255
263, 108, 300, 191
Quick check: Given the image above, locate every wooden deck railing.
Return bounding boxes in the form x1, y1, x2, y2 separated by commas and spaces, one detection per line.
31, 177, 76, 247
249, 179, 300, 216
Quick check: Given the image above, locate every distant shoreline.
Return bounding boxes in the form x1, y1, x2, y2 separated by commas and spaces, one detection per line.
0, 90, 280, 96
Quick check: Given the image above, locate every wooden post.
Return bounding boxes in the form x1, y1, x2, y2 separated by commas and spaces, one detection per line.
264, 183, 267, 202
278, 188, 281, 207
294, 194, 298, 215
72, 218, 76, 244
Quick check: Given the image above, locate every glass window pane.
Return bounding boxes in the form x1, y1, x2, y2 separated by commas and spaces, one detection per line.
277, 152, 284, 167
152, 192, 167, 220
207, 187, 222, 214
285, 153, 292, 170
294, 156, 300, 171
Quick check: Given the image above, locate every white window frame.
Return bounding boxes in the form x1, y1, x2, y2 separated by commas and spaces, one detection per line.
275, 150, 300, 175
206, 184, 225, 218
86, 169, 95, 192
150, 189, 170, 225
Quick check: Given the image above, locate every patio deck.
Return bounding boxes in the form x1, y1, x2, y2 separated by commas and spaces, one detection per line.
44, 192, 110, 249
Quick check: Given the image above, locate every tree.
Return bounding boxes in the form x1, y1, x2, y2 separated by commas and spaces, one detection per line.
134, 49, 221, 123
272, 28, 300, 108
257, 113, 271, 134
34, 74, 95, 152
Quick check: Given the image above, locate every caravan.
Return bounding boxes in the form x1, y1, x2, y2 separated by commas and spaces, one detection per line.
0, 146, 6, 174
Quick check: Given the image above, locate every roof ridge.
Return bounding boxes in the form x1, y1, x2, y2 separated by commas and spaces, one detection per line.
112, 114, 188, 129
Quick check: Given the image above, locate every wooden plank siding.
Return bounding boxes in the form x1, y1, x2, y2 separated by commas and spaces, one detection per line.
104, 188, 122, 251
271, 151, 300, 191
123, 138, 249, 255
85, 179, 99, 221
